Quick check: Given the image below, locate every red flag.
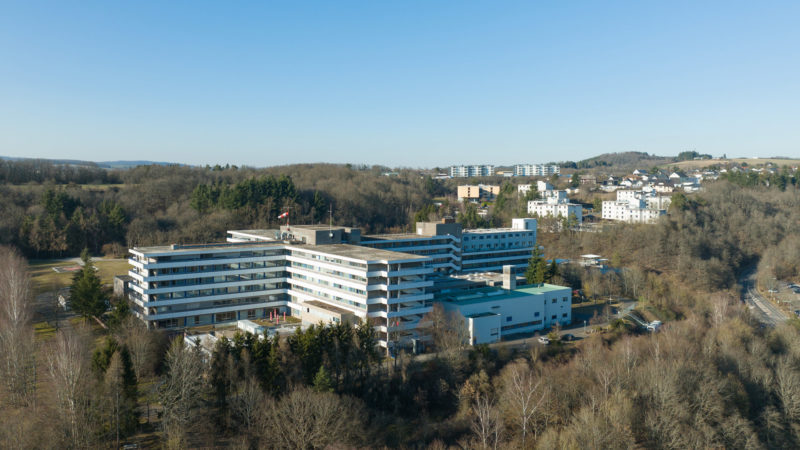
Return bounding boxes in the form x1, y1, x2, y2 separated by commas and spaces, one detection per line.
278, 211, 289, 219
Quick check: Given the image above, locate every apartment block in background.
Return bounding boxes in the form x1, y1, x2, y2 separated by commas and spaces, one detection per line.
457, 184, 500, 202
449, 165, 495, 178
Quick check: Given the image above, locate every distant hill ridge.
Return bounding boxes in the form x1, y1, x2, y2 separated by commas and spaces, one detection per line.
574, 151, 674, 169
0, 155, 184, 169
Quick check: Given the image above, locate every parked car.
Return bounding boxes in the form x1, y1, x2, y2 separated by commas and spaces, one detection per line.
538, 336, 551, 345
768, 288, 778, 293
562, 333, 575, 342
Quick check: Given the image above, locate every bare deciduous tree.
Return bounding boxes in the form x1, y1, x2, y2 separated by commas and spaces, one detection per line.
0, 247, 35, 406
118, 315, 158, 381
259, 386, 365, 449
499, 360, 547, 447
775, 356, 800, 423
159, 337, 206, 449
423, 303, 469, 359
46, 328, 93, 448
471, 394, 502, 450
229, 376, 266, 438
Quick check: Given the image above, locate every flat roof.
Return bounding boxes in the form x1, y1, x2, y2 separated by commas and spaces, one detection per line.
228, 229, 281, 238
133, 241, 287, 254
284, 225, 344, 231
304, 300, 355, 316
464, 228, 534, 234
290, 244, 427, 263
442, 283, 570, 305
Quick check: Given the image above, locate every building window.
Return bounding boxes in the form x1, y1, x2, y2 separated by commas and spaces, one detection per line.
551, 315, 556, 320
551, 298, 556, 303
563, 297, 568, 302
534, 312, 540, 317
506, 316, 512, 322
562, 313, 568, 317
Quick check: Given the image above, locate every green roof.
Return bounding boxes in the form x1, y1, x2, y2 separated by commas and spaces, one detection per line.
441, 283, 570, 305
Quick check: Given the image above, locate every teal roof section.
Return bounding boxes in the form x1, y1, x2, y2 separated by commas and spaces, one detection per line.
440, 283, 570, 305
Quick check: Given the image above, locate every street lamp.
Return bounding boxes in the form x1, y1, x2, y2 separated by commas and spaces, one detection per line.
583, 320, 587, 334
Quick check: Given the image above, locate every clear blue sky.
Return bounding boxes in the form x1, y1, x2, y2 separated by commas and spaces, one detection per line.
1, 1, 798, 167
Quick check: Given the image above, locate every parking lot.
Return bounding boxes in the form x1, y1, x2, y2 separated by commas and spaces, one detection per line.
764, 281, 800, 317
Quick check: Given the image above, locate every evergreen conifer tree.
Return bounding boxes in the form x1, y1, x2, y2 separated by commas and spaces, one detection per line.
69, 248, 107, 318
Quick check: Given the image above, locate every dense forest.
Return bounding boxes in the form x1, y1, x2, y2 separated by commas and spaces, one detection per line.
0, 161, 448, 258
1, 159, 563, 259
2, 157, 800, 447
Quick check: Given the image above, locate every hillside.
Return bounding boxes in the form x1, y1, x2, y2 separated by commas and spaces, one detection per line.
0, 155, 182, 169
573, 152, 674, 171
665, 157, 800, 170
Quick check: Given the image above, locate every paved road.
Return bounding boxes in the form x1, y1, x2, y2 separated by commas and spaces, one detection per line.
741, 272, 788, 327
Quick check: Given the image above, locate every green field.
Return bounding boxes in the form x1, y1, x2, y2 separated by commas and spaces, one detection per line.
29, 258, 131, 295
662, 157, 800, 170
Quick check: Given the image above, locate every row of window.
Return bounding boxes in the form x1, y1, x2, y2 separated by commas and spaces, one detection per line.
150, 283, 283, 301
501, 320, 542, 332
291, 261, 368, 282
464, 242, 534, 251
147, 260, 282, 276
291, 273, 367, 296
290, 284, 367, 310
464, 232, 534, 241
153, 249, 284, 263
150, 272, 284, 289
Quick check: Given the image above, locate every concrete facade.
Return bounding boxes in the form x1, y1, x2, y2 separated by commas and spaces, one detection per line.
441, 283, 572, 345
457, 184, 501, 202
127, 241, 433, 349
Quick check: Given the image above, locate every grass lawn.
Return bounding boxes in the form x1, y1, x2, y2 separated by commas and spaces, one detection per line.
28, 258, 131, 295
95, 258, 131, 285
28, 260, 75, 295
33, 321, 57, 340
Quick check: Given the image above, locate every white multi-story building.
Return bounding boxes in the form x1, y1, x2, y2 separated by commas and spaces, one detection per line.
127, 242, 289, 330
450, 165, 495, 178
359, 220, 463, 273
541, 190, 568, 203
518, 181, 554, 197
127, 240, 433, 349
601, 190, 671, 224
285, 244, 433, 348
460, 218, 537, 273
126, 218, 544, 348
513, 164, 560, 177
527, 197, 583, 224
602, 201, 665, 223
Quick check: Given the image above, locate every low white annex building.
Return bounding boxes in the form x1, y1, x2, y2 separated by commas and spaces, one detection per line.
440, 281, 572, 345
